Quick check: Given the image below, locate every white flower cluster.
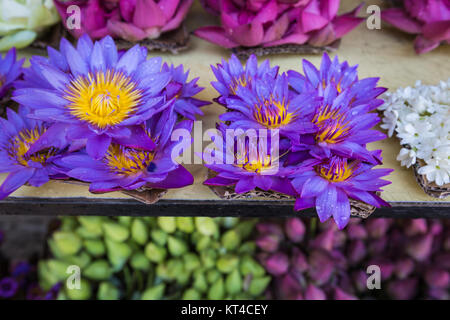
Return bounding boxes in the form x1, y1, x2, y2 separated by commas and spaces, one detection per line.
379, 79, 450, 186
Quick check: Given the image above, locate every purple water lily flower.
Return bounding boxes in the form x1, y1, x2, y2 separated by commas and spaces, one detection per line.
0, 48, 24, 99
55, 107, 193, 192
211, 54, 279, 105
291, 155, 392, 229
13, 35, 174, 160
204, 125, 317, 194
0, 106, 68, 200
162, 63, 210, 120
288, 53, 387, 163
223, 71, 320, 144
0, 277, 19, 298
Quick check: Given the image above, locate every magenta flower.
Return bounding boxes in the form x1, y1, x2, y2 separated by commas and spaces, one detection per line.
382, 0, 450, 54
291, 156, 392, 229
54, 0, 194, 41
195, 0, 364, 48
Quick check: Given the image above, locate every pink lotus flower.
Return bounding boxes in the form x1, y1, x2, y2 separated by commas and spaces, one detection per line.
194, 0, 364, 48
382, 0, 450, 54
54, 0, 194, 41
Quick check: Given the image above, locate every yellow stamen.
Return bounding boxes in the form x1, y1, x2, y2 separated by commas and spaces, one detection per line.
230, 75, 250, 94
313, 105, 350, 144
317, 159, 356, 182
104, 143, 154, 175
253, 96, 294, 129
65, 70, 142, 129
9, 127, 56, 166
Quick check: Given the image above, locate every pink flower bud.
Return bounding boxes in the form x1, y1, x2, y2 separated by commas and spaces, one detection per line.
265, 252, 289, 276
256, 234, 281, 252
404, 219, 428, 236
425, 268, 449, 288
394, 258, 415, 279
348, 240, 366, 265
285, 218, 305, 243
304, 284, 326, 300
366, 219, 391, 239
308, 250, 334, 285
291, 247, 309, 273
347, 224, 368, 240
311, 229, 335, 252
388, 278, 418, 300
407, 234, 434, 262
334, 288, 358, 300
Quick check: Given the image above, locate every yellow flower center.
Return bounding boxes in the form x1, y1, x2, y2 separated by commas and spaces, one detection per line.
313, 105, 350, 144
9, 127, 57, 166
253, 97, 293, 129
230, 74, 250, 94
317, 159, 356, 182
104, 143, 154, 176
64, 70, 142, 129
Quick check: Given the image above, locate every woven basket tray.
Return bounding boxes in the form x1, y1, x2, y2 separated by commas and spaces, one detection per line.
30, 23, 190, 54
231, 40, 340, 59
59, 179, 167, 205
412, 160, 450, 199
206, 169, 376, 218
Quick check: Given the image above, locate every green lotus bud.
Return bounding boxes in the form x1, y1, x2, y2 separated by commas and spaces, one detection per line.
130, 252, 150, 271
84, 239, 105, 257
118, 216, 132, 226
52, 231, 82, 256
97, 282, 120, 300
221, 230, 241, 251
64, 252, 91, 269
145, 243, 167, 263
217, 255, 239, 273
48, 239, 66, 259
193, 271, 208, 293
201, 249, 217, 269
78, 217, 104, 236
240, 255, 265, 277
167, 259, 184, 279
168, 236, 188, 256
238, 241, 256, 255
182, 288, 201, 300
38, 261, 60, 291
156, 263, 170, 279
151, 229, 168, 247
84, 260, 113, 280
196, 236, 212, 251
105, 239, 132, 271
207, 269, 221, 284
60, 217, 78, 231
157, 217, 176, 233
66, 279, 92, 300
176, 271, 191, 286
176, 217, 195, 233
131, 219, 148, 245
235, 220, 256, 239
248, 276, 271, 296
195, 217, 218, 236
225, 269, 242, 295
208, 277, 224, 300
46, 259, 72, 282
221, 217, 239, 229
76, 226, 101, 239
103, 222, 129, 242
183, 253, 200, 272
141, 284, 165, 300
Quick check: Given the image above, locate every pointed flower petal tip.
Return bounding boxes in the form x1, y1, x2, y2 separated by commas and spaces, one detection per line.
0, 48, 24, 99
54, 0, 194, 41
382, 0, 450, 54
195, 0, 363, 49
0, 0, 60, 51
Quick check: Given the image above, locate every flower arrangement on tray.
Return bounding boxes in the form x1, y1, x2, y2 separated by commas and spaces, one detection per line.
379, 79, 450, 198
53, 0, 195, 53
203, 53, 393, 229
382, 0, 450, 54
0, 35, 208, 203
195, 0, 365, 58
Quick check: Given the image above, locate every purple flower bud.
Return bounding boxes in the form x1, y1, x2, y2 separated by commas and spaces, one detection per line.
394, 258, 415, 279
256, 234, 281, 252
404, 219, 428, 236
366, 219, 391, 239
311, 229, 334, 252
304, 284, 326, 300
277, 273, 301, 300
333, 231, 347, 248
425, 268, 449, 288
285, 218, 305, 243
0, 277, 19, 298
347, 224, 367, 240
334, 288, 358, 300
407, 234, 434, 262
308, 250, 334, 285
264, 253, 289, 276
291, 248, 308, 273
330, 250, 348, 270
348, 240, 366, 265
429, 221, 443, 236
256, 223, 284, 238
388, 278, 418, 300
368, 238, 388, 256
